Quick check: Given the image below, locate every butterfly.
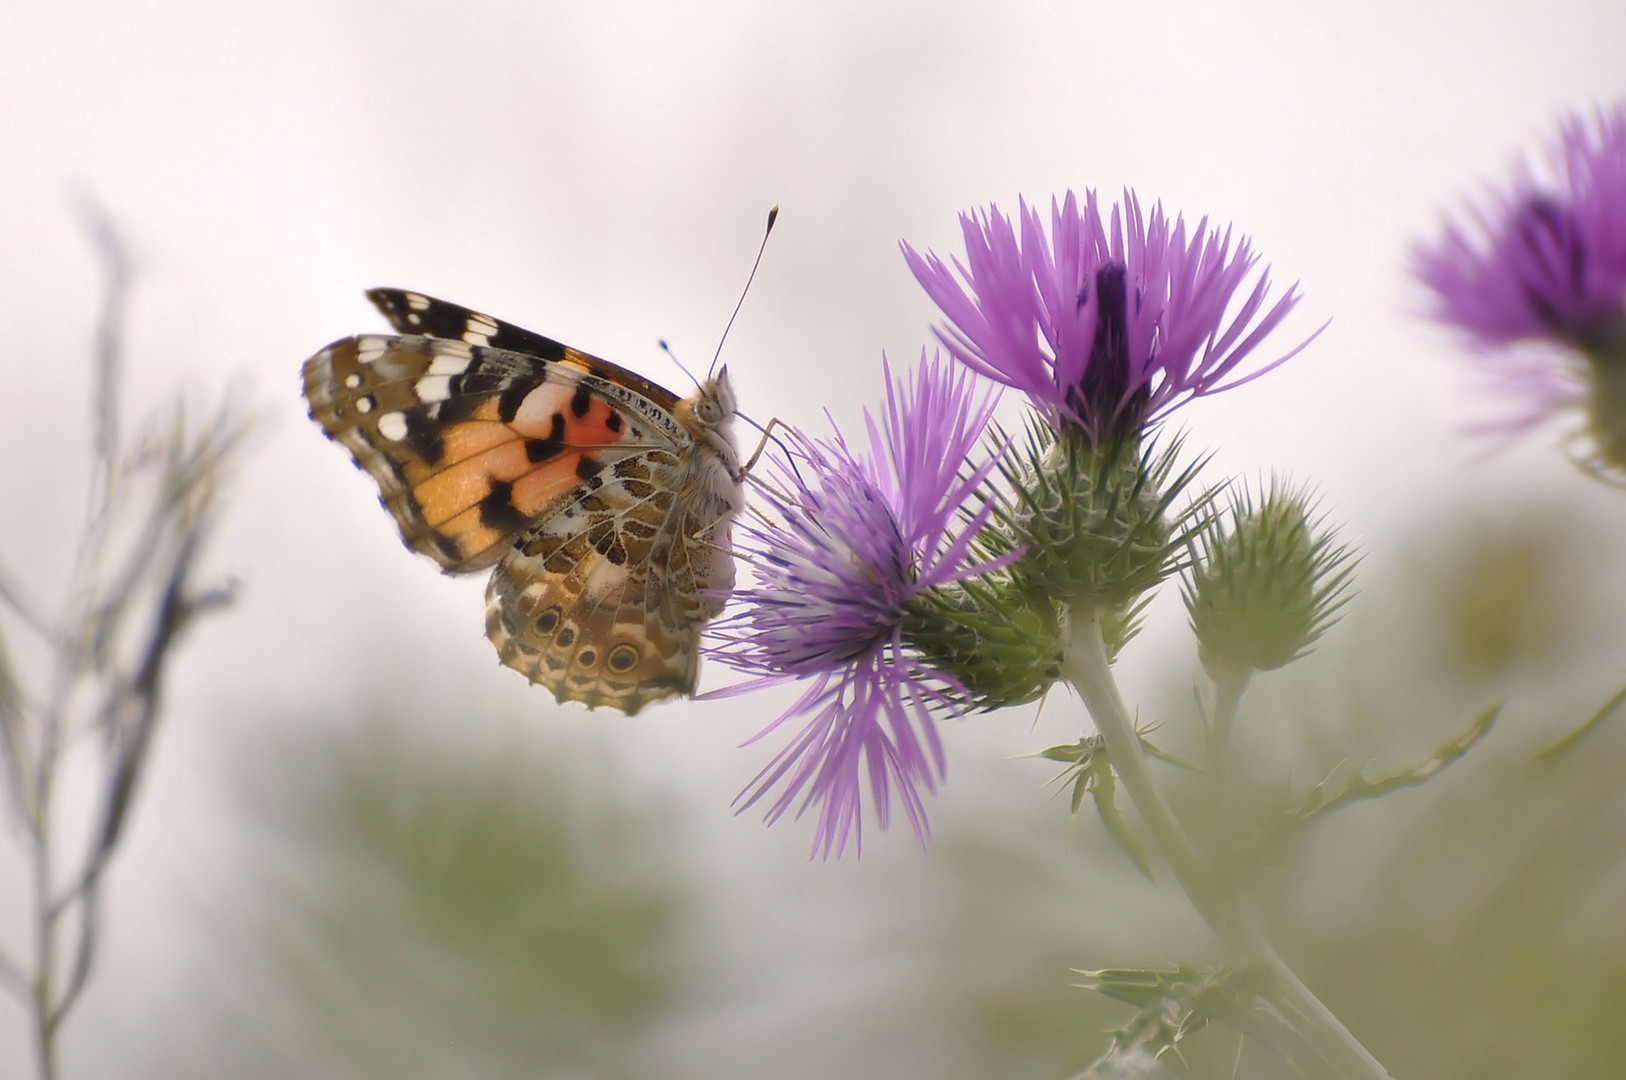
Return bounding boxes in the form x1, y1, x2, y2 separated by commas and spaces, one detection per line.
302, 288, 745, 715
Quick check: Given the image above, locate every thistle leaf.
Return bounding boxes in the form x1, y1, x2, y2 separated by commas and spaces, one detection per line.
1091, 770, 1155, 880
1287, 703, 1500, 829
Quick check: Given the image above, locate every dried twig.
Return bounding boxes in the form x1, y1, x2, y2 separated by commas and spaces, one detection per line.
0, 202, 244, 1080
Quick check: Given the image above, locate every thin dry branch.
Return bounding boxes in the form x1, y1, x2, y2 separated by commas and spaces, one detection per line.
0, 201, 245, 1080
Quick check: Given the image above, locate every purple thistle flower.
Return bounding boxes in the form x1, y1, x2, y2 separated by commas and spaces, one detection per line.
1414, 105, 1626, 455
903, 189, 1317, 445
707, 354, 1006, 858
1414, 104, 1626, 354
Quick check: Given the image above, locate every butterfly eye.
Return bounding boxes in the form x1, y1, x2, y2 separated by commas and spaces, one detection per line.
695, 397, 723, 424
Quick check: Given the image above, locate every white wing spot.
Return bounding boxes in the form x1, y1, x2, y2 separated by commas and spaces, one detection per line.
426, 352, 471, 377
585, 558, 630, 597
355, 396, 375, 414
415, 374, 453, 403
464, 314, 500, 346
512, 382, 575, 431
343, 373, 363, 389
377, 411, 408, 441
356, 338, 386, 365
406, 293, 430, 311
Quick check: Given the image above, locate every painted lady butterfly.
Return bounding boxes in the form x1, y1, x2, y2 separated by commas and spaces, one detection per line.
302, 288, 744, 714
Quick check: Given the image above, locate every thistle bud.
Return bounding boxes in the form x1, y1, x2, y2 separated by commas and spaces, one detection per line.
1183, 483, 1355, 680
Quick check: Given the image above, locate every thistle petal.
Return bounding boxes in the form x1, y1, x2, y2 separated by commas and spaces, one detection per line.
906, 188, 1315, 445
707, 354, 999, 857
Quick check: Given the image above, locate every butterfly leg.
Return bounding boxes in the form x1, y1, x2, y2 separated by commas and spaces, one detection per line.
736, 416, 791, 481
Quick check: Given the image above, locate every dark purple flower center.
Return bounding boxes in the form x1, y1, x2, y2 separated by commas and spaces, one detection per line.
1516, 196, 1592, 333
1069, 262, 1151, 442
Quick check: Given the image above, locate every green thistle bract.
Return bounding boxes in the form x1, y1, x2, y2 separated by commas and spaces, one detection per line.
998, 421, 1210, 611
903, 577, 1062, 709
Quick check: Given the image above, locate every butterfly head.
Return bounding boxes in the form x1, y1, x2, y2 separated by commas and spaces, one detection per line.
679, 366, 743, 483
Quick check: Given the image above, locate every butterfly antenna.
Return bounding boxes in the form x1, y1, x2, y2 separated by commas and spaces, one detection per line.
658, 339, 703, 392
710, 205, 779, 379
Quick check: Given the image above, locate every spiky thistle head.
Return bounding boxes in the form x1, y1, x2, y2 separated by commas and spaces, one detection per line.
1182, 480, 1357, 681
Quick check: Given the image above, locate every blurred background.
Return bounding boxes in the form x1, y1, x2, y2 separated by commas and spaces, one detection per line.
2, 1, 1624, 1076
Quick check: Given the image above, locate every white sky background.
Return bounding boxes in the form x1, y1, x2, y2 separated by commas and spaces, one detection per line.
1, 1, 1624, 1075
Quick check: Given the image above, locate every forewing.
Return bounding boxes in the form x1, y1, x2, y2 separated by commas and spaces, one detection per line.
366, 288, 684, 411
302, 334, 681, 572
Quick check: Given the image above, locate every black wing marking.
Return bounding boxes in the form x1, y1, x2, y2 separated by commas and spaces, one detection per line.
367, 287, 575, 359
365, 288, 683, 411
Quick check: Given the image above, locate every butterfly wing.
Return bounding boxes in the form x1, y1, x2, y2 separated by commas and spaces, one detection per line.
302, 334, 684, 571
367, 288, 588, 356
484, 448, 737, 714
366, 289, 687, 413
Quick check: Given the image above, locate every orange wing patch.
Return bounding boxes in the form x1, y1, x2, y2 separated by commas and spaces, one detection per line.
304, 336, 651, 571
414, 364, 648, 562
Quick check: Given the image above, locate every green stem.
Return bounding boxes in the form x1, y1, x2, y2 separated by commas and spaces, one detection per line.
1205, 667, 1250, 805
1062, 610, 1207, 903
1062, 606, 1390, 1080
1207, 669, 1248, 760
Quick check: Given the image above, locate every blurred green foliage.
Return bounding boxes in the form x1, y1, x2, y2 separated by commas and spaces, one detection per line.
1106, 499, 1626, 1078
1424, 513, 1578, 677
269, 729, 685, 1080
197, 498, 1626, 1080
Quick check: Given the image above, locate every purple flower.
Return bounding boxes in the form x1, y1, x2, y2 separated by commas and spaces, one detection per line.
1414, 104, 1626, 353
1413, 105, 1626, 455
903, 189, 1317, 445
707, 354, 1005, 858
